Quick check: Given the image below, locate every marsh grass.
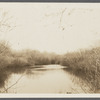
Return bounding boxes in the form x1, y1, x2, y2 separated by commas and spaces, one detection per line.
61, 47, 100, 93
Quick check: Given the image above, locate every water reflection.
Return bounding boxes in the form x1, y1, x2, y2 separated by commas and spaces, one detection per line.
0, 65, 30, 93
0, 69, 10, 88
0, 65, 90, 93
63, 69, 94, 93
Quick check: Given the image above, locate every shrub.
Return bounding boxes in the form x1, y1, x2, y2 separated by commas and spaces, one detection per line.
60, 47, 100, 93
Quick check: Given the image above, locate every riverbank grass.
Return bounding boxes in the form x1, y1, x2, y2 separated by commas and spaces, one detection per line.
61, 47, 100, 93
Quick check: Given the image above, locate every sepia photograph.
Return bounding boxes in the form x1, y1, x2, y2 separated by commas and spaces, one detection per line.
0, 3, 100, 95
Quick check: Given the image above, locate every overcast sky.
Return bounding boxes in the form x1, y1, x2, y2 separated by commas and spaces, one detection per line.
0, 3, 100, 54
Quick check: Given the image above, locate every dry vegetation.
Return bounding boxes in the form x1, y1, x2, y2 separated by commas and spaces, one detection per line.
1, 40, 100, 93
0, 9, 100, 93
0, 41, 60, 70
0, 40, 61, 90
61, 47, 100, 93
0, 10, 61, 91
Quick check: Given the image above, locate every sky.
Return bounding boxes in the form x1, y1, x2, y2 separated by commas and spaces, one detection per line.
0, 3, 100, 54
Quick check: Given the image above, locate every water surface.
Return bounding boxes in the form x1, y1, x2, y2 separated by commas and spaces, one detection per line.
2, 65, 89, 93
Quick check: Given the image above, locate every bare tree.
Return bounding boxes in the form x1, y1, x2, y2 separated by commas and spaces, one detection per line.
0, 10, 16, 32
0, 9, 16, 55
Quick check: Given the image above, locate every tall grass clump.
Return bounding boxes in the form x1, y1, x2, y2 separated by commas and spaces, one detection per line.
61, 47, 100, 93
